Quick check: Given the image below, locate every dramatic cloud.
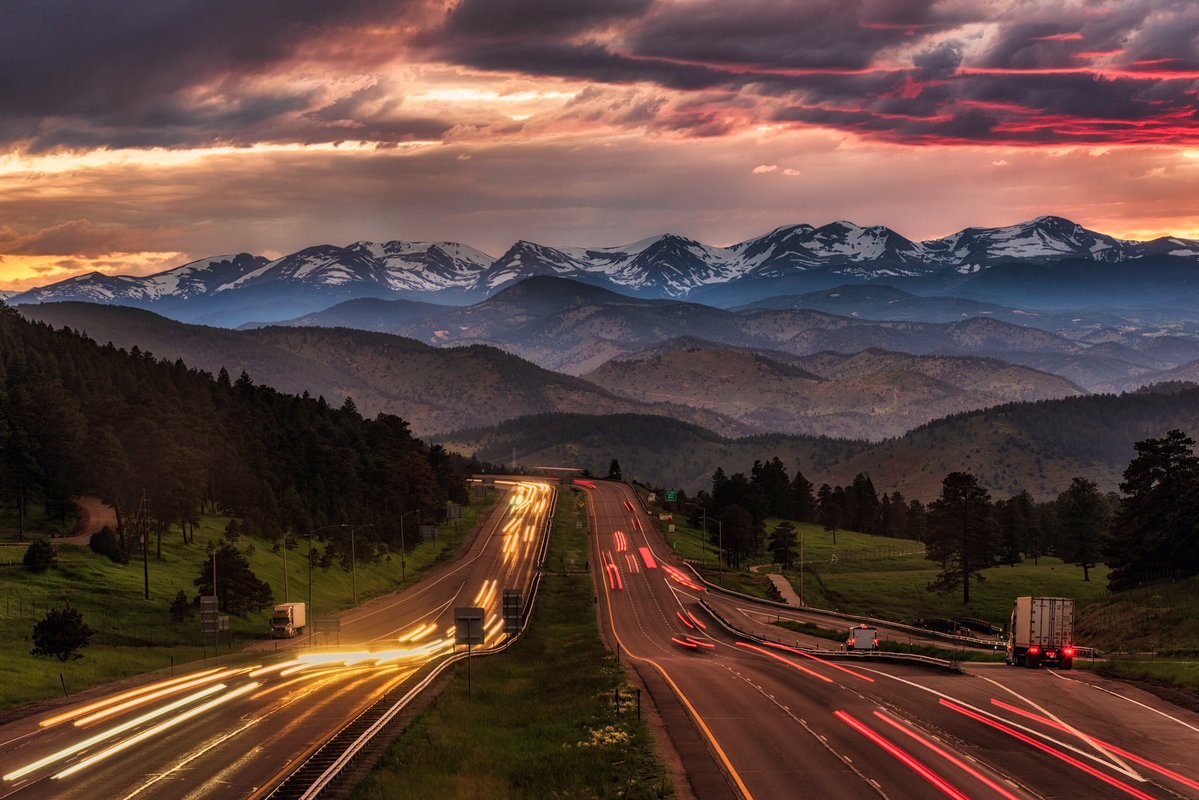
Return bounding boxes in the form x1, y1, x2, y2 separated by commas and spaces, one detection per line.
2, 0, 1199, 287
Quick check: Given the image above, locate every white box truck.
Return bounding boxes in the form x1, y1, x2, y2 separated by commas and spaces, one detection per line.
271, 602, 306, 638
1007, 596, 1075, 669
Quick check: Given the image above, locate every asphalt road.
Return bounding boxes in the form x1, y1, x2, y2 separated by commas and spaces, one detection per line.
0, 480, 553, 800
582, 479, 1199, 800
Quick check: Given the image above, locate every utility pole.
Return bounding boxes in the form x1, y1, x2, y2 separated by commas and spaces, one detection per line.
399, 511, 419, 583
718, 519, 724, 586
799, 525, 805, 606
308, 527, 314, 645
349, 524, 374, 606
140, 491, 149, 600
282, 542, 288, 603
701, 508, 707, 559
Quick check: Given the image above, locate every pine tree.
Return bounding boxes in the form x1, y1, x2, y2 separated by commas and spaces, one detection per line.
925, 472, 997, 604
768, 521, 799, 569
1056, 477, 1108, 582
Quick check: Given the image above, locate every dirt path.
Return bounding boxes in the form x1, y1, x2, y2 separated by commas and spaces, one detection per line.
61, 495, 117, 544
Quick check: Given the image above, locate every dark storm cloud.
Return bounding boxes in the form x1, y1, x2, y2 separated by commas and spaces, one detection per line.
442, 0, 652, 36
0, 0, 421, 150
5, 0, 1199, 151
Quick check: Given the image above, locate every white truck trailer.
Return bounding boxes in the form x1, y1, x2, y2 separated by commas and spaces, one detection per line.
1006, 596, 1075, 669
270, 602, 307, 638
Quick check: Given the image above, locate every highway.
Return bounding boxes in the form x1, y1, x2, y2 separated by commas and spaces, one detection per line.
0, 480, 554, 800
581, 479, 1199, 800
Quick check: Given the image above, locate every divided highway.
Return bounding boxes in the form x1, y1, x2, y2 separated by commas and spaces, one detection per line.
0, 480, 554, 800
581, 479, 1199, 800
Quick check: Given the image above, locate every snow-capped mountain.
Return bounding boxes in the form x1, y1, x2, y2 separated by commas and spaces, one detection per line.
735, 221, 933, 278
9, 216, 1199, 326
11, 253, 268, 306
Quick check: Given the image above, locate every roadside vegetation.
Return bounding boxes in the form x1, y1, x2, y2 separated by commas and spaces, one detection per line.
352, 487, 671, 800
0, 497, 495, 713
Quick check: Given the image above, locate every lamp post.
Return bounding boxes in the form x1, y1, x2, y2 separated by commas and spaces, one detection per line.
349, 523, 374, 606
398, 510, 420, 584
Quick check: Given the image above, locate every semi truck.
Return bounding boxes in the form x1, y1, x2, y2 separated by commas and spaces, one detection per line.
270, 602, 306, 638
1007, 596, 1075, 669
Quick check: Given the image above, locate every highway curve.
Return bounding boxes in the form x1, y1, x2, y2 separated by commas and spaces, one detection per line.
0, 480, 554, 800
581, 479, 1199, 800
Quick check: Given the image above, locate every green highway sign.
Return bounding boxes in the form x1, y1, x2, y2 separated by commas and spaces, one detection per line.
665, 490, 677, 502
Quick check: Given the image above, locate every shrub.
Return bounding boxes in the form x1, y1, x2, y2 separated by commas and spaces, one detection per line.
31, 605, 94, 661
23, 538, 57, 573
89, 526, 129, 564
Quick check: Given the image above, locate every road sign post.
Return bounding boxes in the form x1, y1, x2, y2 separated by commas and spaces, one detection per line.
502, 590, 522, 634
200, 596, 219, 655
455, 607, 485, 697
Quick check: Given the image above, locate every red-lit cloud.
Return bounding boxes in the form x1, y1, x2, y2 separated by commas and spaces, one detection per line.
2, 0, 1199, 287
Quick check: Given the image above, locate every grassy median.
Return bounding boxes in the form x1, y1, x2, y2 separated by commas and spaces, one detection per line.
352, 487, 672, 800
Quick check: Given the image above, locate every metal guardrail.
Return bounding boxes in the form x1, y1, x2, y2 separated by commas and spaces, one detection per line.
682, 562, 1002, 649
697, 596, 961, 673
269, 485, 558, 800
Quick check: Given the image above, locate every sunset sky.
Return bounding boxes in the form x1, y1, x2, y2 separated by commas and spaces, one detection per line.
3, 0, 1199, 290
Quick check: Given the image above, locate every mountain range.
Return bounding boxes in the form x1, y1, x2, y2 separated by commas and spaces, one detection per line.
10, 216, 1199, 326
253, 276, 1199, 392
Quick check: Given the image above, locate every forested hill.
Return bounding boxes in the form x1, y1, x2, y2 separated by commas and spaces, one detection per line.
0, 303, 470, 557
443, 387, 1199, 500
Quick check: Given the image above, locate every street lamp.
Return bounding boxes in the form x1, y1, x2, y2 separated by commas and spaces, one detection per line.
349, 523, 375, 606
398, 509, 421, 584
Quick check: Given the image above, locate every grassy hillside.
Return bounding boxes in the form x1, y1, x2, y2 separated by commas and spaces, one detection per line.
0, 496, 495, 712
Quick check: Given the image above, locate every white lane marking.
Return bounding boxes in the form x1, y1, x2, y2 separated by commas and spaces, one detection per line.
860, 667, 1146, 781
1048, 669, 1199, 735
717, 663, 890, 799
975, 673, 1140, 779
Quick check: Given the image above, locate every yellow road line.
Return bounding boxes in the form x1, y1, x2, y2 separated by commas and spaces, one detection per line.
587, 486, 754, 800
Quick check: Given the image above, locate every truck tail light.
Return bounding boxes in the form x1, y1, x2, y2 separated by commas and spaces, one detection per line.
1064, 646, 1075, 658
1028, 645, 1041, 655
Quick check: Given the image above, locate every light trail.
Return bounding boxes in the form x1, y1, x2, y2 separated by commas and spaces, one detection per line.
53, 682, 261, 780
73, 668, 251, 726
835, 710, 971, 800
4, 684, 227, 782
735, 642, 834, 683
761, 641, 875, 683
873, 711, 1023, 800
37, 668, 224, 728
940, 699, 1156, 800
989, 699, 1199, 793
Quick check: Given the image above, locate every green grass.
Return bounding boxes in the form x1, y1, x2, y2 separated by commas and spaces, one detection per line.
0, 495, 497, 712
772, 619, 1005, 662
1087, 659, 1199, 694
352, 488, 672, 800
642, 495, 1106, 630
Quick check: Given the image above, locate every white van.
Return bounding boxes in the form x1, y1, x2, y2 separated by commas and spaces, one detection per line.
846, 625, 879, 651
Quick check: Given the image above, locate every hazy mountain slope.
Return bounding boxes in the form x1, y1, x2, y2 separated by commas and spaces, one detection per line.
239, 296, 450, 331
17, 303, 744, 438
439, 413, 867, 491
444, 388, 1199, 501
582, 346, 1082, 440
